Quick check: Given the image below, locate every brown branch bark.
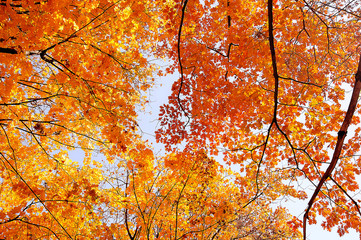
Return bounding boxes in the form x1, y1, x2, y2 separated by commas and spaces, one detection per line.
303, 54, 361, 239
0, 47, 18, 54
176, 0, 190, 123
254, 0, 280, 200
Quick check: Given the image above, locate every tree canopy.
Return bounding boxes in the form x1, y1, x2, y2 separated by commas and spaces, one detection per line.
1, 0, 361, 239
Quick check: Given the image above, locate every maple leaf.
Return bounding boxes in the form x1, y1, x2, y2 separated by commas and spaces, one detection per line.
2, 0, 361, 239
156, 0, 361, 239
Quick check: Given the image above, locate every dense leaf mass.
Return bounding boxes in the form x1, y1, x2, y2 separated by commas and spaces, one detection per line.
1, 0, 361, 239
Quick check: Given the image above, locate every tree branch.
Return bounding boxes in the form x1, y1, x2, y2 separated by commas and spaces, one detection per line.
303, 53, 361, 240
0, 47, 18, 54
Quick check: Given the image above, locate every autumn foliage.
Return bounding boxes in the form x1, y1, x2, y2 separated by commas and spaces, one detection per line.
1, 0, 361, 239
